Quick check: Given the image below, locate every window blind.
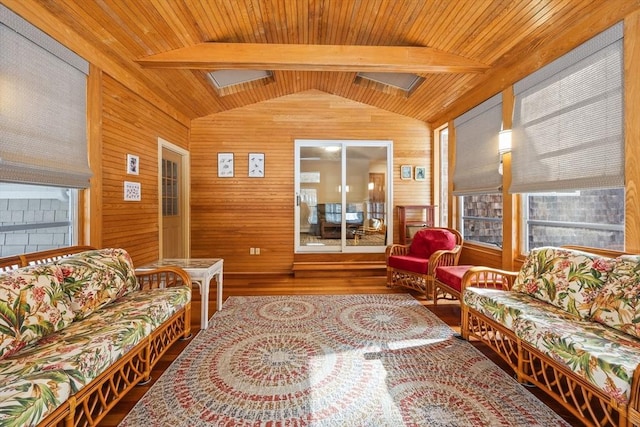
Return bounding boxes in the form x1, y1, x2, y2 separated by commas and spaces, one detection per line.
452, 93, 503, 195
0, 4, 91, 188
510, 22, 623, 193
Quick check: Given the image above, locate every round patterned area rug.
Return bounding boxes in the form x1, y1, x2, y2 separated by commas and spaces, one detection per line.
120, 294, 571, 426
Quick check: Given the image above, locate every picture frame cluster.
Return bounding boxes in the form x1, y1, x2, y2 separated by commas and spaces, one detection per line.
217, 152, 265, 178
401, 165, 426, 181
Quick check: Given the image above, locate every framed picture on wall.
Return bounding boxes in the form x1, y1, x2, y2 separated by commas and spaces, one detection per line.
218, 152, 234, 177
415, 166, 426, 181
248, 153, 265, 177
126, 154, 139, 175
400, 165, 412, 180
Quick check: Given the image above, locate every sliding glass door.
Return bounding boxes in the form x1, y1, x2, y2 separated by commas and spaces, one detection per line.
295, 140, 392, 253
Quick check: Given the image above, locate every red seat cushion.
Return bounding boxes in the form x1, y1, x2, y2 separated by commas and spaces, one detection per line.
435, 265, 474, 292
387, 255, 429, 274
409, 228, 456, 258
435, 265, 504, 293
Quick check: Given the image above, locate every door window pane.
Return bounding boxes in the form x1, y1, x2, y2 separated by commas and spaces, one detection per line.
296, 141, 390, 252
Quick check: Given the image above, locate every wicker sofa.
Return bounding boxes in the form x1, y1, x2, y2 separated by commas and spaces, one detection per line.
0, 246, 192, 427
461, 246, 640, 427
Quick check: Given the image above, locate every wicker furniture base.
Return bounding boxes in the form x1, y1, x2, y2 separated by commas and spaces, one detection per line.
385, 227, 463, 299
461, 247, 640, 427
463, 305, 628, 427
0, 246, 192, 427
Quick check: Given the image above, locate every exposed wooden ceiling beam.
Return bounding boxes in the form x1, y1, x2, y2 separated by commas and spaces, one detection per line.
136, 43, 490, 73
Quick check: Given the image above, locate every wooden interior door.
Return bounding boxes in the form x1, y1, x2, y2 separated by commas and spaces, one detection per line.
161, 148, 184, 258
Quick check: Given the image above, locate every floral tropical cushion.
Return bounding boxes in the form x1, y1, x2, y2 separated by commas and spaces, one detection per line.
0, 371, 73, 427
512, 247, 614, 319
0, 285, 190, 427
463, 287, 577, 331
514, 311, 640, 405
0, 264, 75, 360
590, 255, 640, 338
54, 248, 139, 320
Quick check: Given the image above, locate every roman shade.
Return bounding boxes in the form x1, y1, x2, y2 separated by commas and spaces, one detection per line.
0, 5, 91, 188
452, 93, 503, 195
510, 22, 624, 193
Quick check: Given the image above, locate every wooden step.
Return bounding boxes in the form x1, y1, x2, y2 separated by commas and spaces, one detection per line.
292, 261, 386, 278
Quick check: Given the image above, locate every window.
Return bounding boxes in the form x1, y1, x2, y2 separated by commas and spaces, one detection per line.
512, 23, 624, 251
453, 93, 504, 245
461, 194, 503, 248
435, 126, 449, 226
0, 183, 77, 256
523, 189, 624, 252
0, 5, 88, 256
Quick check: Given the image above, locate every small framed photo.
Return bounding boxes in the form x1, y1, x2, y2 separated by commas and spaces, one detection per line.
248, 153, 265, 178
218, 153, 234, 177
415, 166, 426, 181
127, 154, 139, 175
400, 165, 412, 180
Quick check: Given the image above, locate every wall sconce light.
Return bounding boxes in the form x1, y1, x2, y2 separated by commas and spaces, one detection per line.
498, 129, 512, 154
498, 129, 512, 175
368, 182, 375, 191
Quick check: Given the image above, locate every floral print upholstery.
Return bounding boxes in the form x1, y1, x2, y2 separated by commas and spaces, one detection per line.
0, 249, 191, 427
0, 264, 75, 360
463, 287, 577, 331
463, 247, 640, 406
512, 247, 614, 319
515, 312, 640, 404
54, 248, 140, 320
0, 285, 190, 426
591, 255, 640, 338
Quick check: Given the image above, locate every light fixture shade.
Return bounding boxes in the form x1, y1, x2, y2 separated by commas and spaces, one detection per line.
498, 129, 512, 154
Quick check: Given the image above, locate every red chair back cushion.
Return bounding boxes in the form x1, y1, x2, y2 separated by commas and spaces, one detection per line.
409, 228, 456, 259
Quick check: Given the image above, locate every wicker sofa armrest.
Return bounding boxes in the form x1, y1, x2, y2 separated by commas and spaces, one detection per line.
135, 266, 192, 290
460, 266, 517, 293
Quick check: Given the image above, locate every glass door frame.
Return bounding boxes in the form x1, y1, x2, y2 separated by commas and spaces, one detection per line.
294, 139, 393, 253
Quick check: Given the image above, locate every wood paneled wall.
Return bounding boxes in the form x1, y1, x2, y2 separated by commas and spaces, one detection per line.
99, 75, 189, 265
190, 90, 431, 273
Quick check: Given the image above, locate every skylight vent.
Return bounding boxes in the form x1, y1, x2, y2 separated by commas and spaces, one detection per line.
354, 72, 424, 97
206, 70, 274, 96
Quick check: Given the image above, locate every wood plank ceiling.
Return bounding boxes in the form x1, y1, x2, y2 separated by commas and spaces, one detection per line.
11, 0, 640, 123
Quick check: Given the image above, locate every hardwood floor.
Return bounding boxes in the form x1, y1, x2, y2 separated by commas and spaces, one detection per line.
100, 274, 584, 426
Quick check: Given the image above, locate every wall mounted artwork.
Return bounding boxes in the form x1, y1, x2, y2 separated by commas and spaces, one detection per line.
218, 153, 234, 177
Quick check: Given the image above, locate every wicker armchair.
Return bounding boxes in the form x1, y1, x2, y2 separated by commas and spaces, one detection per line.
385, 227, 463, 298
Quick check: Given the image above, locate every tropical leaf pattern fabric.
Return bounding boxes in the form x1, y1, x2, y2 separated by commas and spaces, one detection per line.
512, 247, 614, 319
464, 247, 640, 406
53, 248, 140, 320
0, 264, 75, 360
0, 284, 190, 426
515, 312, 640, 404
462, 287, 575, 330
0, 248, 191, 427
591, 255, 640, 338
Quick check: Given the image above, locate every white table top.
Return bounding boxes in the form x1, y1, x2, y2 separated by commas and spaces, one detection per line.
137, 258, 222, 270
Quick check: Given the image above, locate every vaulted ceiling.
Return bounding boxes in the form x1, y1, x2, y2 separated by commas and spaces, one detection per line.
5, 0, 639, 124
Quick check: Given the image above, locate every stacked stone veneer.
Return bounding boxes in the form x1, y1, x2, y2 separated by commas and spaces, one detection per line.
0, 198, 70, 257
